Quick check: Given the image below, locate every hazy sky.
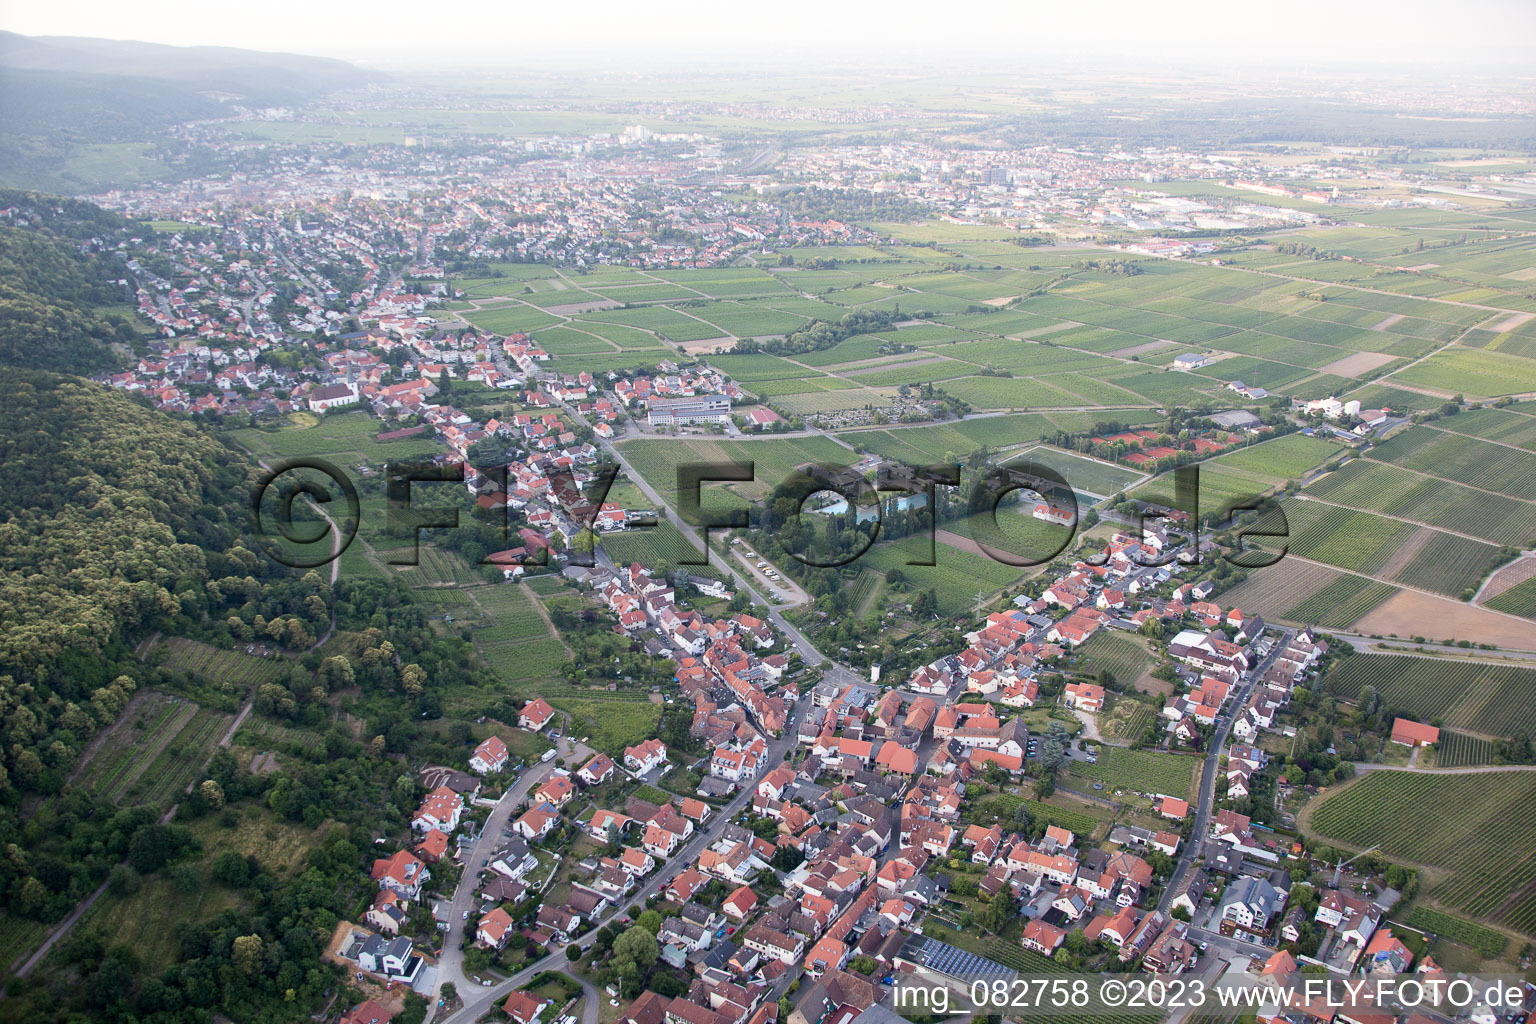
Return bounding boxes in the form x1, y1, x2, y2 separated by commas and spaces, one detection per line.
5, 0, 1535, 69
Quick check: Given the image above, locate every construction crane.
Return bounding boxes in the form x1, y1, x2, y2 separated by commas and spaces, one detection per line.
1331, 846, 1379, 888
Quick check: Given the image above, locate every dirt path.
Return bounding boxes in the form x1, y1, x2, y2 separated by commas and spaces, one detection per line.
1375, 526, 1434, 579
62, 688, 160, 789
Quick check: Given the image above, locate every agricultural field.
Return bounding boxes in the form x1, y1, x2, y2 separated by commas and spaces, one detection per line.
1306, 770, 1536, 935
853, 533, 1034, 617
1431, 731, 1497, 768
618, 434, 854, 506
1217, 560, 1354, 622
1282, 575, 1399, 629
1304, 458, 1536, 547
1281, 500, 1420, 576
839, 414, 1059, 463
1442, 405, 1536, 450
967, 792, 1104, 839
1484, 574, 1536, 617
1323, 654, 1536, 739
1134, 433, 1341, 515
0, 917, 47, 975
601, 521, 727, 580
1005, 446, 1146, 497
231, 409, 442, 467
73, 693, 232, 809
469, 584, 569, 687
1064, 748, 1198, 801
73, 870, 242, 974
1390, 348, 1536, 397
1101, 698, 1157, 742
393, 544, 485, 587
1368, 424, 1536, 501
147, 637, 287, 692
550, 698, 661, 758
1072, 631, 1153, 689
1402, 906, 1508, 958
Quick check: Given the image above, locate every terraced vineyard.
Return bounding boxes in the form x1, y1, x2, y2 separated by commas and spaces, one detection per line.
128, 707, 232, 808
1309, 771, 1536, 935
1323, 654, 1536, 738
76, 697, 232, 808
149, 638, 288, 691
0, 916, 47, 975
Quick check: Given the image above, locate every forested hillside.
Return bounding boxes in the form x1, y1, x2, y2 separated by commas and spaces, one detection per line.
0, 189, 139, 373
0, 369, 251, 780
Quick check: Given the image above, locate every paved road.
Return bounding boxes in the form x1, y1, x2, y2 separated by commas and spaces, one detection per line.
1330, 630, 1536, 659
434, 735, 592, 999
438, 691, 815, 1024
1157, 630, 1291, 915
553, 397, 862, 688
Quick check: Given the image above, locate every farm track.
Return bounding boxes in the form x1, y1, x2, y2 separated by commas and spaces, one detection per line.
1351, 762, 1536, 775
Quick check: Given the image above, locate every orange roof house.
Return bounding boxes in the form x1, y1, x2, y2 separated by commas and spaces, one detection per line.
519, 697, 556, 731
1389, 719, 1439, 747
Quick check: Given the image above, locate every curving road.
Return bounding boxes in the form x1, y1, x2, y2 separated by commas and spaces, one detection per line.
434, 734, 592, 1000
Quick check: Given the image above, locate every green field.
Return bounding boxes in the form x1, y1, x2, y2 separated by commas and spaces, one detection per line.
74, 695, 232, 809
470, 584, 569, 687
1390, 348, 1536, 397
855, 533, 1034, 617
601, 521, 726, 579
618, 435, 855, 507
1431, 731, 1497, 768
1323, 653, 1536, 738
1006, 446, 1146, 497
1134, 433, 1342, 516
1072, 631, 1153, 688
1064, 748, 1197, 801
1308, 770, 1536, 935
1305, 459, 1536, 546
1402, 906, 1507, 958
550, 698, 661, 758
1282, 574, 1399, 628
1485, 574, 1536, 617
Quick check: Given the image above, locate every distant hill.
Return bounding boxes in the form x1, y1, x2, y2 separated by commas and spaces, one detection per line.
0, 189, 142, 374
0, 32, 380, 191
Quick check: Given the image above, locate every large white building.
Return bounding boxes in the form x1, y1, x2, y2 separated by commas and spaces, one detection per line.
308, 381, 360, 412
647, 394, 732, 426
